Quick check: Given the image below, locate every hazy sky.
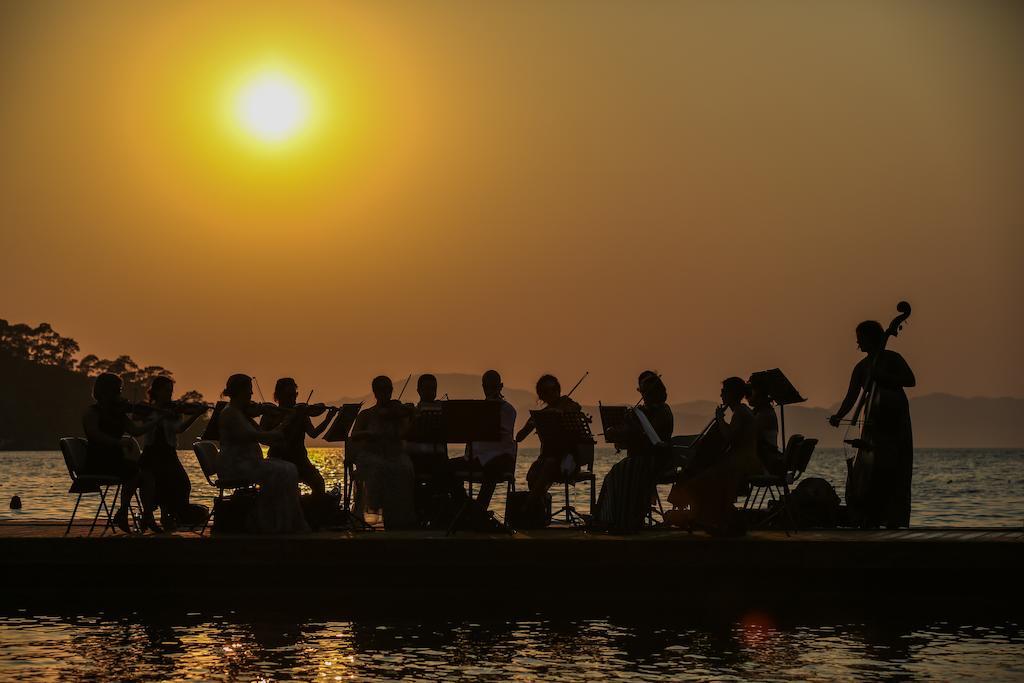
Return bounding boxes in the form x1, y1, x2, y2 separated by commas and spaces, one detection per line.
1, 1, 1021, 406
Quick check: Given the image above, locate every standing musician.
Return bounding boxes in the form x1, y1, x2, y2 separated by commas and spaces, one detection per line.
138, 376, 206, 530
829, 319, 916, 528
349, 375, 418, 529
81, 373, 161, 533
450, 370, 518, 511
259, 377, 337, 497
517, 374, 583, 511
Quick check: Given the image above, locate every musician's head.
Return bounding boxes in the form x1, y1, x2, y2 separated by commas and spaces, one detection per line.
148, 375, 174, 404
482, 370, 503, 399
93, 373, 123, 404
274, 377, 298, 406
536, 374, 561, 404
638, 370, 667, 405
720, 376, 749, 407
747, 374, 770, 408
371, 375, 393, 402
417, 374, 437, 403
223, 374, 253, 403
856, 320, 885, 353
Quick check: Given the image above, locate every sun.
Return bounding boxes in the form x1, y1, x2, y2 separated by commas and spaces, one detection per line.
235, 71, 310, 143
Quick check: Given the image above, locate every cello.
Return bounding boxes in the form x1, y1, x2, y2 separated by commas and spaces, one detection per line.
843, 301, 912, 524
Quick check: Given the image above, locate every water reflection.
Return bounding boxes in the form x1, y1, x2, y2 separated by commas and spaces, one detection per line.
1, 610, 1021, 681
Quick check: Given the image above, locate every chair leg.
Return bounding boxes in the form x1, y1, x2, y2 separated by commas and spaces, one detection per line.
95, 485, 119, 536
564, 482, 572, 523
65, 492, 83, 536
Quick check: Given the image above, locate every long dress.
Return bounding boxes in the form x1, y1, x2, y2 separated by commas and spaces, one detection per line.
349, 404, 417, 529
217, 405, 309, 534
852, 350, 914, 528
592, 403, 674, 534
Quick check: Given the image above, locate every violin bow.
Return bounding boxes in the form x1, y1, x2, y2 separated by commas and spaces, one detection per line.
396, 373, 413, 401
566, 371, 589, 398
253, 377, 267, 403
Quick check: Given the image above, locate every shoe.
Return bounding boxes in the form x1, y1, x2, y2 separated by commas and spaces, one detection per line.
142, 513, 164, 534
113, 508, 132, 534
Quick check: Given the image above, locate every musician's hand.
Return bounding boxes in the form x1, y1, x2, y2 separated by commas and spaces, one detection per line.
828, 414, 842, 428
714, 405, 726, 421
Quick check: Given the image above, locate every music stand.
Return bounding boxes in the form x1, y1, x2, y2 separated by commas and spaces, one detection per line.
440, 400, 501, 443
749, 368, 806, 447
531, 409, 596, 525
199, 401, 228, 441
597, 403, 629, 446
442, 400, 504, 536
323, 403, 363, 443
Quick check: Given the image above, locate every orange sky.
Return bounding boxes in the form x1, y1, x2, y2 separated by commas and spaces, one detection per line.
1, 1, 1021, 406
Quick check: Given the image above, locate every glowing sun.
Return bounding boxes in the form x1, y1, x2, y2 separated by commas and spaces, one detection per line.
235, 71, 310, 143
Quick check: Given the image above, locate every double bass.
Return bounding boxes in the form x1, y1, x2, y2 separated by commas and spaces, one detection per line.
843, 301, 912, 523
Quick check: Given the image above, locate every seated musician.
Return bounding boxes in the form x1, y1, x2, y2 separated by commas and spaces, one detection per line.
217, 374, 309, 534
666, 377, 761, 536
592, 371, 674, 534
748, 374, 785, 475
449, 370, 518, 511
349, 376, 418, 529
517, 374, 583, 511
403, 374, 457, 524
137, 376, 205, 530
82, 372, 161, 533
259, 377, 337, 497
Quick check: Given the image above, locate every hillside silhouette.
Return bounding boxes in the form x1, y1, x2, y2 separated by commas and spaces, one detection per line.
0, 319, 207, 449
327, 373, 1024, 449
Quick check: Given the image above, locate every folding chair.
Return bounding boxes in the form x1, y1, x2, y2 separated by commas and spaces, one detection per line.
550, 442, 597, 526
451, 452, 518, 519
59, 437, 126, 536
743, 436, 818, 532
192, 440, 255, 535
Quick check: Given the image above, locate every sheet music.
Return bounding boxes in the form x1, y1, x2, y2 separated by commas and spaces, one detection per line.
633, 407, 664, 446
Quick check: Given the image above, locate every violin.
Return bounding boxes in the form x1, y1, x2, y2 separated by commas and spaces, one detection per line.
844, 301, 912, 524
377, 399, 415, 421
245, 402, 336, 419
115, 398, 214, 418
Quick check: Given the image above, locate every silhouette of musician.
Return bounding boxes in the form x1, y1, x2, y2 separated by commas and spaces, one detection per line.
404, 374, 459, 523
259, 377, 336, 496
138, 376, 203, 530
517, 374, 582, 511
667, 377, 761, 535
81, 373, 159, 533
450, 370, 518, 510
593, 371, 673, 533
829, 320, 916, 528
349, 376, 418, 529
217, 374, 309, 533
748, 374, 784, 475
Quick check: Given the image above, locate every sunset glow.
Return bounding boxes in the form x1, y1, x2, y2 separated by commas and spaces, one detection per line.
235, 70, 310, 143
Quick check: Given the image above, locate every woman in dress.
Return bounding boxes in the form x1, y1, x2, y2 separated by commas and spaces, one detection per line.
137, 376, 205, 530
829, 320, 916, 528
592, 371, 673, 534
348, 376, 418, 529
217, 374, 310, 534
81, 373, 161, 533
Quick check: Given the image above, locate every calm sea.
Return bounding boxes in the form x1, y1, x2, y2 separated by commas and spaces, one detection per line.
1, 448, 1021, 681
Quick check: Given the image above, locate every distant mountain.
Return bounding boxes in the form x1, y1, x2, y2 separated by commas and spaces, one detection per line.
322, 373, 1024, 449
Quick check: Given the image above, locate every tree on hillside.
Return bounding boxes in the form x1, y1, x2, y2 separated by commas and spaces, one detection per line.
1, 319, 203, 403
